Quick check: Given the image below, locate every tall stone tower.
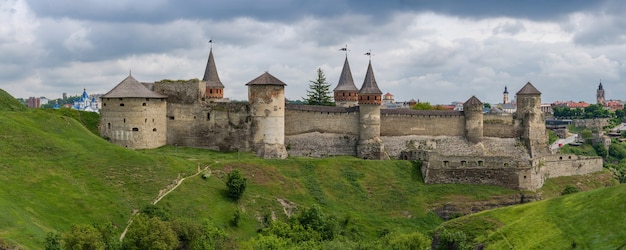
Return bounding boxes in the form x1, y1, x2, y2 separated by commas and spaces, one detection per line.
99, 74, 168, 149
503, 86, 509, 104
597, 81, 605, 106
333, 56, 359, 107
246, 72, 288, 159
516, 82, 547, 158
357, 60, 385, 159
463, 96, 483, 144
203, 48, 224, 101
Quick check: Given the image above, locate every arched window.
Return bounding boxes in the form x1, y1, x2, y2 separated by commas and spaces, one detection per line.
132, 127, 139, 131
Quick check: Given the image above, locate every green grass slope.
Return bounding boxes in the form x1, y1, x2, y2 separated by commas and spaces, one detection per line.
0, 111, 197, 248
0, 89, 26, 112
439, 184, 626, 249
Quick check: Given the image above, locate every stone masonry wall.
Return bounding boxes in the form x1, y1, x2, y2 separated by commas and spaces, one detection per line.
285, 105, 359, 136
380, 110, 465, 137
540, 154, 603, 179
99, 97, 167, 149
483, 114, 520, 138
285, 132, 358, 157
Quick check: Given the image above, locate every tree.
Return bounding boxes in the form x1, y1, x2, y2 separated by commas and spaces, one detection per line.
122, 214, 178, 250
412, 102, 448, 111
226, 169, 247, 201
304, 68, 333, 106
63, 224, 105, 250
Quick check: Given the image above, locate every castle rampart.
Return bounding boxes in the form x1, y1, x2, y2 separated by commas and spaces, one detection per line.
284, 105, 359, 135
380, 110, 465, 137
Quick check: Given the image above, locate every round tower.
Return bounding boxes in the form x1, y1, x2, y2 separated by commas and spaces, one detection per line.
100, 74, 167, 149
463, 96, 483, 144
333, 56, 359, 107
357, 60, 385, 159
203, 48, 225, 101
516, 82, 547, 158
246, 72, 288, 159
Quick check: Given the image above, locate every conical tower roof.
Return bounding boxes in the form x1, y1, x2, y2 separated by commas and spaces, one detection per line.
333, 57, 358, 91
102, 75, 166, 98
464, 95, 483, 105
358, 60, 382, 95
245, 72, 287, 86
516, 82, 541, 95
202, 48, 224, 88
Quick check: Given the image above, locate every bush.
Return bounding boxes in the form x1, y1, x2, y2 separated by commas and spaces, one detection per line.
561, 185, 580, 195
226, 170, 247, 201
231, 209, 241, 227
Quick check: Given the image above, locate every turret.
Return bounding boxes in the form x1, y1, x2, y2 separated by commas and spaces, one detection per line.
516, 82, 547, 158
246, 72, 288, 159
203, 48, 224, 101
357, 60, 385, 159
463, 96, 483, 143
333, 56, 359, 107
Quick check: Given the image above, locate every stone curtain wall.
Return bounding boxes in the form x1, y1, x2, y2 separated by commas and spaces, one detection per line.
165, 102, 251, 151
154, 80, 204, 104
483, 114, 520, 138
380, 110, 465, 137
285, 105, 359, 136
285, 132, 358, 157
540, 154, 603, 179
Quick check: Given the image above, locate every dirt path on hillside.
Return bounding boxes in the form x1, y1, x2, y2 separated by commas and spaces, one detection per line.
119, 164, 210, 241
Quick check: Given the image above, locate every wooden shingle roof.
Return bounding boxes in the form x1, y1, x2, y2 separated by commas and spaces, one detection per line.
358, 61, 382, 95
202, 48, 224, 88
245, 72, 287, 86
517, 82, 541, 95
333, 57, 358, 92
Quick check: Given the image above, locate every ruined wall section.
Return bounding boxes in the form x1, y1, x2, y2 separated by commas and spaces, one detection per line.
539, 154, 603, 179
380, 110, 465, 137
153, 79, 204, 104
483, 114, 520, 138
164, 102, 251, 151
248, 85, 287, 159
99, 97, 167, 149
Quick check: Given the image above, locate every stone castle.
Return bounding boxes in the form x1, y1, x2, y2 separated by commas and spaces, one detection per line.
99, 49, 602, 191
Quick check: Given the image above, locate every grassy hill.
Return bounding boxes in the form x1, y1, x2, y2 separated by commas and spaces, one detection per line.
0, 89, 26, 112
0, 88, 621, 249
438, 184, 626, 249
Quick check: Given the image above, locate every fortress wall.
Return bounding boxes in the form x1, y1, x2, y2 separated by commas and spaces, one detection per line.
483, 114, 519, 138
285, 132, 358, 157
540, 154, 603, 178
285, 108, 359, 136
153, 80, 204, 104
100, 97, 167, 149
165, 102, 252, 151
380, 113, 465, 137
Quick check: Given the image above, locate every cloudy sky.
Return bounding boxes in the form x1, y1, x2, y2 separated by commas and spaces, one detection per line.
2, 0, 626, 104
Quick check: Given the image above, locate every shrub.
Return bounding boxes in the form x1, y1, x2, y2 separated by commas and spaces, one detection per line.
226, 169, 247, 201
561, 185, 580, 195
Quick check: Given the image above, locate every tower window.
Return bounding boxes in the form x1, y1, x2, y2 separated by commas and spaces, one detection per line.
103, 103, 106, 107
120, 103, 125, 106
478, 161, 483, 166
123, 118, 126, 123
132, 127, 139, 131
153, 128, 157, 132
207, 113, 211, 120
142, 103, 146, 106
443, 161, 449, 167
461, 161, 467, 167
107, 123, 111, 129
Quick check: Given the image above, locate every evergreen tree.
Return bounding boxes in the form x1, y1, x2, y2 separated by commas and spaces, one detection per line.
304, 68, 333, 106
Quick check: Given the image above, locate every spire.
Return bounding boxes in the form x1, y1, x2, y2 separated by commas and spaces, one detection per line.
333, 57, 358, 91
202, 48, 224, 88
598, 80, 603, 90
503, 86, 508, 94
359, 60, 382, 95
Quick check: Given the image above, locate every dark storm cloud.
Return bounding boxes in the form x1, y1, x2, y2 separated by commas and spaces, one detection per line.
27, 0, 603, 23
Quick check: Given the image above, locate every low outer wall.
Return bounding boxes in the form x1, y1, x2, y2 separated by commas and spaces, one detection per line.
285, 132, 358, 157
381, 110, 464, 136
285, 105, 359, 135
483, 114, 520, 138
541, 154, 603, 178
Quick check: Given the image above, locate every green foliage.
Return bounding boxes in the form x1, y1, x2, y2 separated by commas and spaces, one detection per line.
171, 219, 230, 250
593, 143, 608, 157
63, 224, 106, 250
553, 104, 612, 119
561, 185, 580, 195
122, 214, 178, 250
295, 204, 338, 241
411, 102, 447, 110
141, 204, 170, 221
0, 88, 26, 111
304, 68, 333, 106
231, 209, 241, 227
45, 232, 62, 250
381, 231, 431, 250
226, 169, 247, 201
547, 130, 558, 145
434, 229, 469, 250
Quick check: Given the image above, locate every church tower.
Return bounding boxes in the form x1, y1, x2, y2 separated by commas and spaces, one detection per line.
503, 86, 509, 104
333, 56, 359, 107
357, 59, 385, 159
597, 81, 605, 106
203, 48, 224, 101
463, 96, 483, 144
246, 72, 288, 159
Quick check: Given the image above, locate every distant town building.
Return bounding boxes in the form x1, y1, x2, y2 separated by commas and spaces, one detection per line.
597, 81, 605, 106
27, 97, 40, 108
503, 86, 510, 104
383, 92, 394, 104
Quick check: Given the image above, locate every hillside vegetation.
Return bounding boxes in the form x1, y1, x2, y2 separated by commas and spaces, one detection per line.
0, 89, 621, 249
0, 89, 26, 112
438, 184, 626, 249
